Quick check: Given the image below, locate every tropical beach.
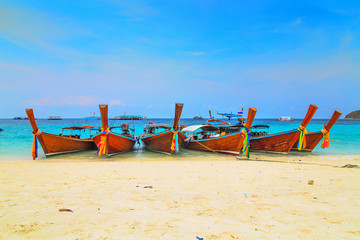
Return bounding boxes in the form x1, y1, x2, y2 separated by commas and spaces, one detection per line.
1, 0, 360, 239
1, 154, 360, 239
1, 115, 360, 240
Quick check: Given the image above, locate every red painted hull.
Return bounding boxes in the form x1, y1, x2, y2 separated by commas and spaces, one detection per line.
182, 132, 244, 155
92, 133, 136, 156
250, 129, 300, 154
37, 132, 97, 156
291, 131, 323, 152
141, 130, 187, 154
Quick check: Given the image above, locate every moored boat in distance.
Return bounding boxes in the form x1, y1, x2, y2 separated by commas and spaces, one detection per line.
48, 116, 62, 120
25, 109, 97, 159
182, 108, 257, 155
291, 110, 342, 152
13, 117, 28, 120
110, 112, 147, 120
92, 105, 137, 157
140, 103, 186, 154
276, 116, 293, 121
249, 104, 318, 154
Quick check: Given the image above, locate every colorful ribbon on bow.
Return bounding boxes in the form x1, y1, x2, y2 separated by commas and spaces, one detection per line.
170, 128, 179, 152
320, 125, 330, 149
240, 126, 250, 157
32, 129, 41, 160
97, 127, 110, 156
297, 125, 308, 150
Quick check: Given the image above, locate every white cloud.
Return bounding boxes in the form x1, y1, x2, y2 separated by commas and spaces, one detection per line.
197, 79, 218, 86
188, 51, 205, 56
290, 18, 302, 26
0, 4, 92, 60
27, 95, 97, 107
186, 49, 230, 56
211, 48, 230, 54
110, 99, 126, 106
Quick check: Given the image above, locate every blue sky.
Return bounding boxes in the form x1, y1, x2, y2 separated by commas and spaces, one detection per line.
1, 0, 359, 118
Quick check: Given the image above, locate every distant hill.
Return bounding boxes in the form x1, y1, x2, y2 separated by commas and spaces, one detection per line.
345, 110, 360, 119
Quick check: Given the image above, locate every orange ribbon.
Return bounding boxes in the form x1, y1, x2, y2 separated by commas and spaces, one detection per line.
97, 128, 110, 156
32, 129, 41, 159
320, 126, 330, 149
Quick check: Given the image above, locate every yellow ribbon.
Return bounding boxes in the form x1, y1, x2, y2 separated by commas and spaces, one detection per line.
97, 127, 110, 156
297, 125, 308, 150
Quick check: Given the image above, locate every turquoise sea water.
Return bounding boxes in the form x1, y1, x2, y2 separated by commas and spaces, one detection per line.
0, 118, 359, 160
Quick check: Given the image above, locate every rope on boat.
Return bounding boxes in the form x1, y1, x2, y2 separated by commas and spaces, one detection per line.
32, 129, 41, 160
297, 125, 308, 150
97, 127, 110, 156
240, 126, 250, 158
189, 136, 217, 154
170, 128, 179, 152
320, 125, 330, 149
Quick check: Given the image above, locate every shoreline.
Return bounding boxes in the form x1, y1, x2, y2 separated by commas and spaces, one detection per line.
1, 155, 359, 239
1, 153, 359, 165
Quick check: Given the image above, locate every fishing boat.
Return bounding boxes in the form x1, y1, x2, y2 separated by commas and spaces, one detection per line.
207, 109, 245, 127
193, 116, 203, 120
25, 109, 98, 159
110, 112, 147, 120
13, 117, 28, 120
92, 105, 137, 157
249, 104, 318, 154
182, 108, 257, 155
48, 116, 62, 120
140, 103, 186, 154
291, 110, 342, 152
276, 116, 293, 121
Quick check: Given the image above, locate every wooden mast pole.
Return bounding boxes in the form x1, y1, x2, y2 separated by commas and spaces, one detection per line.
300, 104, 318, 128
236, 107, 257, 153
25, 108, 39, 134
173, 103, 184, 131
324, 110, 342, 131
99, 104, 109, 155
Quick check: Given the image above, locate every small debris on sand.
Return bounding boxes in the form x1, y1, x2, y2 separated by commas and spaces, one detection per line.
308, 180, 314, 185
341, 164, 359, 168
59, 209, 73, 212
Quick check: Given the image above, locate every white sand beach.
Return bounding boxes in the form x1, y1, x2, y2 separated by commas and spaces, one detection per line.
1, 154, 360, 239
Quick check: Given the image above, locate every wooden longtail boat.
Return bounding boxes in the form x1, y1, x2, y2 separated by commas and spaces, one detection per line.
140, 103, 186, 154
92, 105, 136, 157
249, 104, 318, 154
291, 110, 342, 152
25, 109, 97, 159
182, 108, 257, 155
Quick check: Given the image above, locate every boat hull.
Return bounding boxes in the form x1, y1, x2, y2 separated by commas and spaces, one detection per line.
182, 132, 243, 155
37, 132, 97, 156
141, 130, 187, 154
250, 129, 300, 154
92, 132, 136, 156
291, 131, 323, 152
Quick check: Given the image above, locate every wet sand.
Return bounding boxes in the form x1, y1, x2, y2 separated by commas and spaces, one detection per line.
1, 154, 360, 239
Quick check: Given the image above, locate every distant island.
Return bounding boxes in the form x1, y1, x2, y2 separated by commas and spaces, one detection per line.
345, 110, 360, 119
